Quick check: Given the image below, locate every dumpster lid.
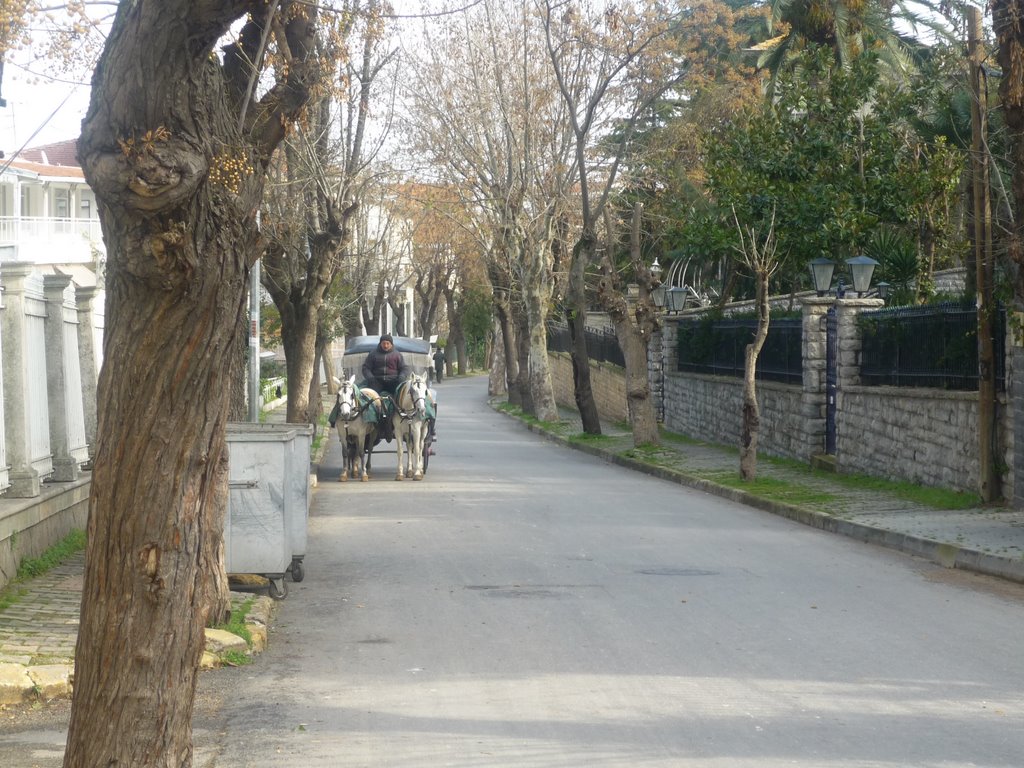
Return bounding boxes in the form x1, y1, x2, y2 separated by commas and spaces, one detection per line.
226, 423, 301, 442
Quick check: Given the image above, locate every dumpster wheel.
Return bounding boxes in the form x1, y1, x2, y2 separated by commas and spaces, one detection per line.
268, 577, 288, 600
290, 557, 305, 583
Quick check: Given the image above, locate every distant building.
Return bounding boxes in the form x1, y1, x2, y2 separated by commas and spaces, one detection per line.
0, 139, 104, 268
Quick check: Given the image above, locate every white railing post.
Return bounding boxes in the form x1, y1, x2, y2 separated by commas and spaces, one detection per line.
75, 284, 100, 463
43, 274, 87, 481
1, 263, 51, 496
0, 249, 10, 493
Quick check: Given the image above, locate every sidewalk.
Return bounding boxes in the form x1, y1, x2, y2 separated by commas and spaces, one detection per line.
0, 396, 326, 707
3, 392, 1024, 706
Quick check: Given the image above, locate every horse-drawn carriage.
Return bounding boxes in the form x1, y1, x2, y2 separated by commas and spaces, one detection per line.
331, 335, 437, 482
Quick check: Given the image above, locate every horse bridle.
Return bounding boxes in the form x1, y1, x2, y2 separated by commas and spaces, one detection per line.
396, 379, 428, 420
338, 384, 372, 423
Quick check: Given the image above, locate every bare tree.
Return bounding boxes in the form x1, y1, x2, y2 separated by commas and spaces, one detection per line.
67, 3, 319, 765
401, 0, 572, 420
733, 208, 784, 481
540, 0, 682, 433
261, 0, 395, 423
596, 203, 660, 446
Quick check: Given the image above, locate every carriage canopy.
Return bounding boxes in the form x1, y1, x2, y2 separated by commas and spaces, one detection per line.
341, 335, 433, 380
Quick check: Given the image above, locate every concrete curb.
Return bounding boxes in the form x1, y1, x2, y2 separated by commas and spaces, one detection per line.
500, 406, 1024, 586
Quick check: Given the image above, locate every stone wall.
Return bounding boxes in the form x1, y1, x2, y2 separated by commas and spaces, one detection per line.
662, 371, 806, 460
837, 386, 1012, 495
656, 295, 1014, 498
549, 352, 628, 424
553, 280, 1013, 498
0, 477, 90, 590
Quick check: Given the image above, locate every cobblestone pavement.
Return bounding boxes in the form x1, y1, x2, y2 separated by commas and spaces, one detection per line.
0, 391, 329, 684
0, 553, 81, 666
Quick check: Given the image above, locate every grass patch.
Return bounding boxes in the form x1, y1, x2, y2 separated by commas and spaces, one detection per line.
568, 432, 616, 445
622, 444, 689, 471
828, 472, 980, 509
214, 596, 256, 647
312, 413, 330, 458
16, 530, 86, 580
0, 586, 27, 613
497, 402, 572, 435
761, 454, 979, 509
220, 649, 252, 667
0, 529, 86, 613
704, 470, 838, 507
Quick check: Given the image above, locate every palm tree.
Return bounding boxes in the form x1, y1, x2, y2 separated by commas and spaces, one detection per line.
752, 0, 946, 93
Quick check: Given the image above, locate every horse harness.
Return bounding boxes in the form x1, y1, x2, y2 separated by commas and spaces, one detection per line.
395, 380, 429, 422
338, 386, 375, 423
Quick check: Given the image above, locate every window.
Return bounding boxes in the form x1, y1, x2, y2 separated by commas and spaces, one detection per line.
55, 189, 70, 219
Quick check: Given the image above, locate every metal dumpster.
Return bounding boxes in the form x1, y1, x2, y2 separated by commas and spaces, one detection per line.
225, 422, 313, 599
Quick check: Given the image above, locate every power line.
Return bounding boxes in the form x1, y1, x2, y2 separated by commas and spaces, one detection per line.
0, 89, 77, 176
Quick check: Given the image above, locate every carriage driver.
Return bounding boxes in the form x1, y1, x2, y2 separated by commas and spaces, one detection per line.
361, 334, 411, 442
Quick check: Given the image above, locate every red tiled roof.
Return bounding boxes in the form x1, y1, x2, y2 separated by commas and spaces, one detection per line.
5, 158, 84, 179
18, 139, 80, 167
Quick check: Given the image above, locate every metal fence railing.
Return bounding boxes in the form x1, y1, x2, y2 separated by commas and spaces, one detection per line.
676, 317, 803, 385
858, 301, 1006, 391
547, 322, 626, 367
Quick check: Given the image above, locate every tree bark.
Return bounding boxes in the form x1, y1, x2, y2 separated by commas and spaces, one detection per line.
740, 272, 770, 480
66, 3, 317, 765
487, 263, 519, 402
444, 288, 465, 376
514, 306, 534, 414
566, 229, 602, 434
596, 205, 659, 447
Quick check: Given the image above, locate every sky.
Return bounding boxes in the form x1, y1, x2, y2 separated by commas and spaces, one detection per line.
0, 0, 436, 158
0, 52, 92, 155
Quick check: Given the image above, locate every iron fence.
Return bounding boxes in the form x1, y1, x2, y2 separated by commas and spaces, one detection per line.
858, 301, 1006, 390
546, 322, 626, 367
676, 316, 803, 384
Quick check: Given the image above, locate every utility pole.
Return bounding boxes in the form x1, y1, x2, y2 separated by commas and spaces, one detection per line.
969, 6, 998, 502
248, 258, 261, 422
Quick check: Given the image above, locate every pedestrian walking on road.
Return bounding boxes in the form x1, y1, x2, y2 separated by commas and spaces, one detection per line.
433, 346, 446, 382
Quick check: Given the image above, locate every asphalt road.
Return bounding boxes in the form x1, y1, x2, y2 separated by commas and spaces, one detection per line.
4, 374, 1024, 767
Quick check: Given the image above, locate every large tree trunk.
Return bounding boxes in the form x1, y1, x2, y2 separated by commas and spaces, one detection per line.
280, 303, 318, 423
66, 3, 316, 765
525, 304, 558, 422
514, 307, 534, 414
566, 231, 602, 434
445, 289, 464, 376
596, 207, 659, 447
489, 316, 509, 397
487, 263, 519, 402
521, 236, 558, 421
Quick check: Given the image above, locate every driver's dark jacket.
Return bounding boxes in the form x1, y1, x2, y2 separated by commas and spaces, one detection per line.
361, 345, 411, 396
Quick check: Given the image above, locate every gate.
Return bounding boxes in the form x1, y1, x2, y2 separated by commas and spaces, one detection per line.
825, 306, 837, 455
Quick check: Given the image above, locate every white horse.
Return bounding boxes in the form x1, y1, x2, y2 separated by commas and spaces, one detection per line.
333, 376, 380, 482
392, 372, 433, 481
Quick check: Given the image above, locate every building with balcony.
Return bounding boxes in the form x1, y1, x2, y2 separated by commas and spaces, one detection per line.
0, 139, 104, 267
0, 140, 103, 585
